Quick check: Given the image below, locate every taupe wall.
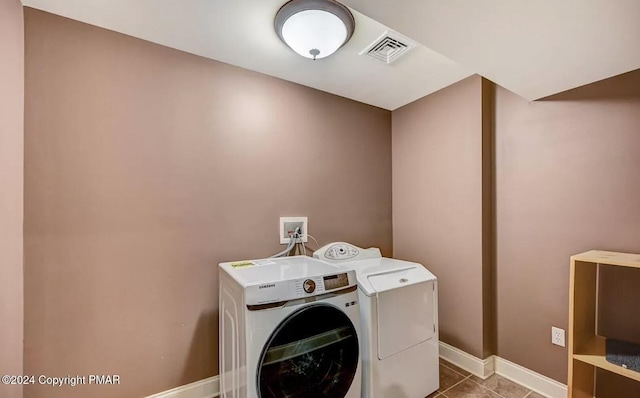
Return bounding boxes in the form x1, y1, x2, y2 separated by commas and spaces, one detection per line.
392, 76, 492, 358
0, 1, 24, 398
24, 9, 391, 398
393, 69, 640, 384
495, 69, 640, 383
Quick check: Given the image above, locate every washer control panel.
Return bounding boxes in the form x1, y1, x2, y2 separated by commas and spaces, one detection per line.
303, 279, 316, 293
323, 273, 349, 290
290, 272, 351, 298
313, 242, 382, 262
292, 277, 324, 297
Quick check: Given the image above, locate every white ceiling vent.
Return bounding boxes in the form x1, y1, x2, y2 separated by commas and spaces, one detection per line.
360, 31, 415, 65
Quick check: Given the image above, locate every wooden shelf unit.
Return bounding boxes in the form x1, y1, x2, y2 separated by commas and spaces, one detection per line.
568, 250, 640, 397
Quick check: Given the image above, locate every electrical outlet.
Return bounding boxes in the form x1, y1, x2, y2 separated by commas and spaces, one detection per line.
552, 327, 565, 347
279, 217, 308, 244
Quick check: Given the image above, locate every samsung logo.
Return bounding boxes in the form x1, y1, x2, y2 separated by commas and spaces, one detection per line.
258, 284, 276, 289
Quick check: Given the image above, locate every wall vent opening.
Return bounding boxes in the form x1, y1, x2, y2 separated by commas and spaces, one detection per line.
360, 31, 415, 64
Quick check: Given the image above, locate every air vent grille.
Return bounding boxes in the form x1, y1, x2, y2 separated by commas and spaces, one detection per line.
361, 31, 414, 64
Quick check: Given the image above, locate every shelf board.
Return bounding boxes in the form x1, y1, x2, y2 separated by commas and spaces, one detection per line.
571, 250, 640, 269
573, 354, 640, 382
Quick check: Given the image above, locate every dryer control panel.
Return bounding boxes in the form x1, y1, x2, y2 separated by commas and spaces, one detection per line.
314, 242, 382, 262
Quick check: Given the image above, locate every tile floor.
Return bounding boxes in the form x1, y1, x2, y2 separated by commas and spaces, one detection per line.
427, 359, 545, 398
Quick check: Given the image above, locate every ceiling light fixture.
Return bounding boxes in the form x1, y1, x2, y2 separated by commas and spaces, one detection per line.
275, 0, 355, 60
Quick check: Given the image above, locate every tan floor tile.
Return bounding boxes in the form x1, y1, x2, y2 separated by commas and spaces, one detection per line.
470, 374, 530, 398
440, 358, 472, 377
439, 363, 467, 392
425, 391, 442, 398
442, 379, 503, 398
525, 393, 546, 398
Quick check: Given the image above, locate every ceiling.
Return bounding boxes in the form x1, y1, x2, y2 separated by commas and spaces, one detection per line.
21, 1, 640, 108
20, 0, 472, 110
341, 0, 640, 101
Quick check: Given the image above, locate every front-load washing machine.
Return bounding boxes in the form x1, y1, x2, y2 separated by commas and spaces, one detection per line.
219, 256, 362, 398
314, 243, 439, 398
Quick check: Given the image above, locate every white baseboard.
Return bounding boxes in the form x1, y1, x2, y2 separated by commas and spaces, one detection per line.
439, 342, 568, 398
494, 357, 568, 398
439, 341, 495, 379
146, 376, 219, 398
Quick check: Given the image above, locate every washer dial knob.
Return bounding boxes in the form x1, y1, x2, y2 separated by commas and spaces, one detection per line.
303, 279, 316, 293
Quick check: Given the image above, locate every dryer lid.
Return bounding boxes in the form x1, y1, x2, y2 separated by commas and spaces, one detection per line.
367, 266, 432, 293
358, 262, 436, 297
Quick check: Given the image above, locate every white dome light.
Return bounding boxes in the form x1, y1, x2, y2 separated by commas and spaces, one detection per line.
275, 0, 355, 60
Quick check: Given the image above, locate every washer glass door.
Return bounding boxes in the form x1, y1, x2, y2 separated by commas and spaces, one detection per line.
257, 303, 359, 398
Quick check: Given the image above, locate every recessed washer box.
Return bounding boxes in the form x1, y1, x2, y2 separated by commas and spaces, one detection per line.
279, 216, 308, 244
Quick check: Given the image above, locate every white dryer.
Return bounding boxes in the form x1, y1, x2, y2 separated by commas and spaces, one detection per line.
219, 256, 362, 398
314, 243, 439, 398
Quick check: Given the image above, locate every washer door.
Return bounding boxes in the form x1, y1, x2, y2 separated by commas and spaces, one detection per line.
257, 303, 359, 398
